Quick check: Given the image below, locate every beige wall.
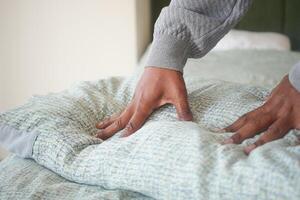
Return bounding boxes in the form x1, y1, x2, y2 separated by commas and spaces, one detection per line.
0, 0, 151, 112
136, 0, 152, 59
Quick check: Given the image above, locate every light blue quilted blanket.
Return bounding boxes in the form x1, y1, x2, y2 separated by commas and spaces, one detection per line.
0, 69, 300, 199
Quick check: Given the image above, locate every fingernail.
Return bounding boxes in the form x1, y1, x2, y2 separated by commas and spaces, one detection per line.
244, 144, 256, 155
221, 138, 234, 145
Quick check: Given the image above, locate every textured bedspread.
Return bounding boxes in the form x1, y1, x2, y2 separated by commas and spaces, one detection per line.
1, 69, 300, 199
0, 155, 150, 200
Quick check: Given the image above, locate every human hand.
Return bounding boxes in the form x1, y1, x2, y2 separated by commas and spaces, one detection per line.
95, 67, 193, 140
222, 75, 300, 154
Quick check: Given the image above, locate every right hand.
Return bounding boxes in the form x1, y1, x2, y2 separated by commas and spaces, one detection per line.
95, 67, 193, 140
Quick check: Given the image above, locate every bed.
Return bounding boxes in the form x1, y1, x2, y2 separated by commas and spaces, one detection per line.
1, 1, 300, 200
1, 44, 300, 200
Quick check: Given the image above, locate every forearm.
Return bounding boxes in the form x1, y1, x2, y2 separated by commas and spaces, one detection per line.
146, 0, 253, 72
289, 62, 300, 92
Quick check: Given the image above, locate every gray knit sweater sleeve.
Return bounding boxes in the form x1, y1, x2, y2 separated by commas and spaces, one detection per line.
145, 0, 300, 91
145, 0, 253, 72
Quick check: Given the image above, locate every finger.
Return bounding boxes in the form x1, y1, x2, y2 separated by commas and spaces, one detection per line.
224, 104, 268, 132
96, 108, 133, 140
224, 114, 248, 132
96, 113, 119, 129
174, 95, 193, 121
222, 113, 274, 144
244, 118, 290, 154
122, 106, 153, 137
224, 105, 269, 132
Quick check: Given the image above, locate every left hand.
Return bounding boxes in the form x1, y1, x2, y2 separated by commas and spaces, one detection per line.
222, 75, 300, 154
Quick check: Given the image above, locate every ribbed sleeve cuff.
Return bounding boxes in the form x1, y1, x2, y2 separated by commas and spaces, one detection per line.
289, 62, 300, 93
145, 34, 190, 73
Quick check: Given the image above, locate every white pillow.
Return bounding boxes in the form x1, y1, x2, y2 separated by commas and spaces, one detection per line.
212, 30, 291, 51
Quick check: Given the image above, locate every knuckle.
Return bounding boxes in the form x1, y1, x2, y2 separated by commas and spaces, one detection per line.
227, 123, 237, 132
98, 130, 108, 139
97, 118, 111, 128
260, 104, 271, 113
254, 139, 265, 147
101, 131, 109, 138
240, 114, 249, 122
178, 110, 193, 121
226, 120, 241, 131
125, 122, 135, 132
231, 133, 242, 144
225, 126, 233, 132
114, 119, 123, 130
179, 108, 192, 116
267, 126, 281, 135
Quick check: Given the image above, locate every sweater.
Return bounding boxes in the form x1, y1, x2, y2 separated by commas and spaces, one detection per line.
145, 0, 300, 92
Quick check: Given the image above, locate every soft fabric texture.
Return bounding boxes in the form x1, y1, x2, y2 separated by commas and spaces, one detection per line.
0, 67, 300, 199
146, 0, 300, 92
0, 124, 38, 158
0, 147, 9, 160
0, 155, 150, 200
2, 49, 300, 160
0, 50, 300, 161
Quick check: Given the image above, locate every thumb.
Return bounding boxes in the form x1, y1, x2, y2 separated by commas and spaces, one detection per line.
174, 96, 193, 121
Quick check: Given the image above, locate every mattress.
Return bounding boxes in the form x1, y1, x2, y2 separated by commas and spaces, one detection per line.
1, 49, 300, 200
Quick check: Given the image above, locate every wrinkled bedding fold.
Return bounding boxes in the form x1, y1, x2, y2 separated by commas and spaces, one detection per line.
1, 73, 299, 200
1, 50, 300, 199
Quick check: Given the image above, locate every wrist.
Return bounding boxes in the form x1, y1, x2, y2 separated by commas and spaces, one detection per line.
145, 34, 190, 73
144, 66, 183, 75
